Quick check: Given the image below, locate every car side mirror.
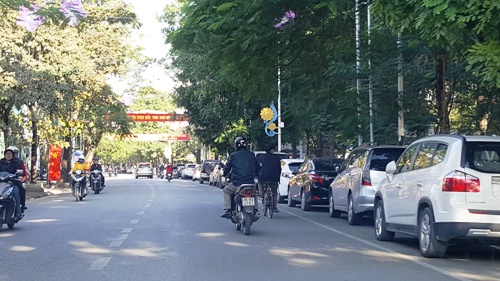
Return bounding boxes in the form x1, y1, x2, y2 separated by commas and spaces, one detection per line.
385, 161, 397, 182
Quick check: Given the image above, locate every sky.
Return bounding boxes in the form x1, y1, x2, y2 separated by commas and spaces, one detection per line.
109, 0, 176, 95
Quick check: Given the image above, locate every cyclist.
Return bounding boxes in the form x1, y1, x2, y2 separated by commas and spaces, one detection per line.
257, 144, 281, 213
221, 137, 260, 219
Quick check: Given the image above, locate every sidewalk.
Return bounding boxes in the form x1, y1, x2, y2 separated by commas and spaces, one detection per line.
25, 181, 72, 200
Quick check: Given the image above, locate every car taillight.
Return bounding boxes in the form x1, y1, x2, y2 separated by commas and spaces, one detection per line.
309, 174, 324, 185
361, 170, 371, 186
442, 171, 480, 192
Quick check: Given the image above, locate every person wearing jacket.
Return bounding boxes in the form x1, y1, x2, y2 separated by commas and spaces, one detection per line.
71, 155, 88, 190
0, 147, 23, 219
221, 137, 260, 219
4, 146, 28, 211
257, 144, 282, 213
89, 157, 105, 187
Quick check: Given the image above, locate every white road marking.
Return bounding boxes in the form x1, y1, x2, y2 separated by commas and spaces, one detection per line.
282, 209, 472, 281
109, 241, 123, 247
137, 211, 145, 215
130, 219, 139, 224
89, 257, 111, 270
143, 203, 151, 209
122, 228, 133, 233
118, 234, 129, 240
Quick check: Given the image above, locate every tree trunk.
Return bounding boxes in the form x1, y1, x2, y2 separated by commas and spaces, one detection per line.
61, 135, 72, 183
29, 105, 38, 184
436, 54, 450, 134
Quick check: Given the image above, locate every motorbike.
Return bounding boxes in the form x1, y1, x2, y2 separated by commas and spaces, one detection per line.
166, 172, 172, 182
159, 169, 165, 179
229, 183, 260, 235
71, 170, 88, 202
90, 170, 103, 194
0, 171, 24, 231
108, 169, 113, 177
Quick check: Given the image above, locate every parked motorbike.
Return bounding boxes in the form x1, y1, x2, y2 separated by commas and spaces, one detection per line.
90, 170, 103, 194
71, 170, 87, 202
0, 171, 24, 231
229, 183, 260, 235
166, 172, 172, 182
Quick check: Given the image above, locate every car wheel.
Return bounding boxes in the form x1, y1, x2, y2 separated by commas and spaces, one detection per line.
419, 207, 447, 258
278, 194, 286, 204
287, 188, 297, 207
347, 194, 362, 225
328, 191, 341, 218
135, 176, 138, 179
300, 190, 311, 211
374, 200, 395, 241
199, 179, 204, 184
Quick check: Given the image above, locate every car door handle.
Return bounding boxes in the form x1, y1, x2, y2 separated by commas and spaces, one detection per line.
396, 183, 402, 189
417, 181, 423, 187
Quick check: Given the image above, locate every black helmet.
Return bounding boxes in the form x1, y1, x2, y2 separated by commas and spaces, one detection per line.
93, 157, 99, 161
234, 137, 246, 150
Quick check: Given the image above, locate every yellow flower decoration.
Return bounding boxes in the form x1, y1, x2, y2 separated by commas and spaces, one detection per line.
260, 107, 274, 121
268, 122, 277, 131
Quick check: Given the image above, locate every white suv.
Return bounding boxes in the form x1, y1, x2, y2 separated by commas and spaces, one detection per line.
374, 135, 500, 258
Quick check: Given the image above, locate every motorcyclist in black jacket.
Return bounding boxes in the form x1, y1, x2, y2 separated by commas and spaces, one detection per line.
0, 147, 23, 219
221, 137, 260, 219
89, 157, 105, 187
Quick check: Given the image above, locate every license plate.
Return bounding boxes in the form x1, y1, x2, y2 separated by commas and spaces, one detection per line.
492, 176, 500, 185
242, 197, 255, 206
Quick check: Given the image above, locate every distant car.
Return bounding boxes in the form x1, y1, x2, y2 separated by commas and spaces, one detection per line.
135, 163, 153, 179
199, 160, 220, 184
209, 163, 226, 188
192, 165, 201, 181
254, 151, 289, 163
288, 157, 344, 211
181, 164, 196, 179
375, 135, 500, 258
329, 145, 406, 225
278, 158, 304, 203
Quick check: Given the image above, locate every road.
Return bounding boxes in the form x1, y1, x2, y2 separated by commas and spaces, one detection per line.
1, 175, 499, 281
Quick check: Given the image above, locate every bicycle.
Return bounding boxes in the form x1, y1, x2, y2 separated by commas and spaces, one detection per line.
260, 182, 277, 219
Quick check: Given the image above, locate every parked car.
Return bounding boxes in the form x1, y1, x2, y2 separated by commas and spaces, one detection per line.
192, 165, 201, 181
181, 164, 196, 179
288, 157, 344, 211
374, 135, 500, 258
199, 160, 220, 184
329, 145, 406, 225
278, 158, 303, 203
209, 163, 223, 186
135, 162, 153, 179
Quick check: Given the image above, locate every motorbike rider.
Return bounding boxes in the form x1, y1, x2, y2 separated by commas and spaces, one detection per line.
257, 144, 282, 213
6, 146, 28, 211
0, 147, 23, 219
89, 157, 105, 187
221, 137, 260, 219
71, 155, 88, 188
166, 164, 173, 177
158, 163, 165, 177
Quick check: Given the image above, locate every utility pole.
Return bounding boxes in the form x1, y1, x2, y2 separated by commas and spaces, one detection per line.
367, 2, 374, 144
355, 0, 362, 146
397, 33, 405, 144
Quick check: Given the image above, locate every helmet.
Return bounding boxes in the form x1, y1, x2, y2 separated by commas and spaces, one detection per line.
78, 155, 85, 162
92, 157, 99, 161
234, 137, 247, 150
4, 146, 19, 157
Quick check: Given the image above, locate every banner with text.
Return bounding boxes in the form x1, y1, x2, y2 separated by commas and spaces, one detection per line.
127, 113, 188, 122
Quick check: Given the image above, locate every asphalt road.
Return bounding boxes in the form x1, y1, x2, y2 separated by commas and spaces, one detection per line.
1, 175, 499, 281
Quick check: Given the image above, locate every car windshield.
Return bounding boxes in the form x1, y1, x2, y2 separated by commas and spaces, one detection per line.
466, 142, 500, 173
369, 148, 406, 171
139, 164, 151, 168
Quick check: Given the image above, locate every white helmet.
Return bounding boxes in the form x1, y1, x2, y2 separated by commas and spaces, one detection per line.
4, 146, 19, 158
78, 155, 85, 162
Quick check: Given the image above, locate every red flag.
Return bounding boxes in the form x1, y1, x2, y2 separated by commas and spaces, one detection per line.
48, 146, 62, 181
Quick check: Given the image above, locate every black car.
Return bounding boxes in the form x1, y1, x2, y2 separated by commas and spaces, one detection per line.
288, 157, 344, 211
